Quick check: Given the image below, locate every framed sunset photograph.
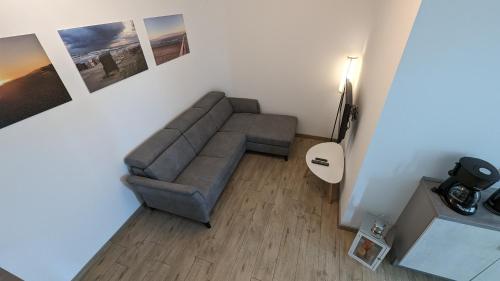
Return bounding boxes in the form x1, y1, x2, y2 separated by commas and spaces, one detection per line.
144, 14, 190, 65
0, 34, 71, 130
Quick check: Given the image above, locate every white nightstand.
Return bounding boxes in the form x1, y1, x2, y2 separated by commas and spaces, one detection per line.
305, 142, 344, 203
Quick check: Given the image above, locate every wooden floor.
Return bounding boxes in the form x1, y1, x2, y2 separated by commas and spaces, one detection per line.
0, 267, 22, 281
79, 137, 441, 281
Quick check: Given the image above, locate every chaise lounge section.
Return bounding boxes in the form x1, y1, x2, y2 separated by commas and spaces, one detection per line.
124, 91, 297, 227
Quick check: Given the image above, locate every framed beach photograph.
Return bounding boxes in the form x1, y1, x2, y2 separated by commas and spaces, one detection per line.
58, 20, 148, 93
0, 34, 72, 130
144, 14, 190, 65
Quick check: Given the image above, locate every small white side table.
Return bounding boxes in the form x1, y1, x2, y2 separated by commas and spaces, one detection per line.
305, 142, 344, 203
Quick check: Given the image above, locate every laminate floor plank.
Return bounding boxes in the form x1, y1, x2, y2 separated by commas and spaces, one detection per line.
183, 257, 214, 281
0, 268, 22, 281
99, 263, 127, 281
318, 199, 340, 281
227, 202, 274, 281
78, 137, 442, 281
79, 243, 126, 281
271, 197, 307, 281
251, 189, 290, 281
338, 230, 363, 281
294, 212, 322, 281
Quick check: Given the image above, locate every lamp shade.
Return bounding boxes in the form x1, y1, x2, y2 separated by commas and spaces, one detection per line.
339, 56, 358, 93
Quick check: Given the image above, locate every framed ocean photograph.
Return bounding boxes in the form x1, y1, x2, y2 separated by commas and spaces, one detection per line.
0, 34, 72, 129
144, 14, 190, 65
58, 20, 148, 93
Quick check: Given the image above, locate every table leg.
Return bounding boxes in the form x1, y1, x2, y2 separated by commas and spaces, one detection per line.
329, 183, 339, 204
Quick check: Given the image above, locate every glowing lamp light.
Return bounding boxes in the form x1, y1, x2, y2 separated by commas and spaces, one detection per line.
338, 56, 358, 93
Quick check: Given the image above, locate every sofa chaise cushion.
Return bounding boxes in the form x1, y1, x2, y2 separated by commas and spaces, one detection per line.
220, 113, 297, 148
247, 114, 297, 147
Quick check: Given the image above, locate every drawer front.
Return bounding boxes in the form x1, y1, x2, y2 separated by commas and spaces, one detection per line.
399, 218, 500, 281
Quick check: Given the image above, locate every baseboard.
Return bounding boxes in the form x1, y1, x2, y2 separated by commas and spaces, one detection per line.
72, 204, 145, 281
295, 133, 330, 141
337, 223, 358, 233
336, 205, 358, 233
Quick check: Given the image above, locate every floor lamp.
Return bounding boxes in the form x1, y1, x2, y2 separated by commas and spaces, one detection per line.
330, 56, 357, 142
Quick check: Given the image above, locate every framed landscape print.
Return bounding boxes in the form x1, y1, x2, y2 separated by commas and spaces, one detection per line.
144, 14, 190, 65
58, 20, 148, 93
0, 34, 71, 129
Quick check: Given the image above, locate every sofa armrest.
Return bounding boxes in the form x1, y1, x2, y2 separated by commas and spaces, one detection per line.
126, 175, 201, 197
125, 175, 210, 222
228, 97, 261, 114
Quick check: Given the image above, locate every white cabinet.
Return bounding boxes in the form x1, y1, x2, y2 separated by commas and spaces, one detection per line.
398, 218, 500, 281
473, 259, 500, 281
390, 178, 500, 281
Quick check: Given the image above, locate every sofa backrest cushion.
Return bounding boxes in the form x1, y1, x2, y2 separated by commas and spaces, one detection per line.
126, 92, 231, 179
192, 91, 225, 112
125, 129, 181, 169
208, 98, 233, 130
184, 114, 218, 153
144, 135, 196, 181
165, 107, 205, 133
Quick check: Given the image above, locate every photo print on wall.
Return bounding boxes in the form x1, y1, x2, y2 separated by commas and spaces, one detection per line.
144, 14, 190, 65
0, 34, 72, 129
58, 20, 148, 93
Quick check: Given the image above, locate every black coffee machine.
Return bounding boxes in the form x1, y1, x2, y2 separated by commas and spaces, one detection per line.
433, 157, 500, 216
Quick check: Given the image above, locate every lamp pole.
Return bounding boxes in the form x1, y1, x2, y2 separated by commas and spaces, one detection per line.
330, 56, 357, 142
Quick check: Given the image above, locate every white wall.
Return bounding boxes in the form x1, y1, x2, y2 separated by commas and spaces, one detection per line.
223, 0, 375, 137
0, 0, 231, 280
340, 0, 421, 225
341, 0, 500, 227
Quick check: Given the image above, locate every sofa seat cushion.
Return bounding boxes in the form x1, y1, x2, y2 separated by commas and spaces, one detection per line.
221, 113, 297, 147
199, 132, 246, 158
219, 113, 256, 134
175, 155, 237, 209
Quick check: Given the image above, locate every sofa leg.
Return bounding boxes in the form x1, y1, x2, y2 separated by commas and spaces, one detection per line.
204, 222, 212, 229
284, 156, 288, 161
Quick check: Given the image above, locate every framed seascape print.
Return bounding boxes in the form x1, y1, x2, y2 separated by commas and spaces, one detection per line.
58, 20, 148, 93
144, 14, 190, 65
0, 34, 71, 129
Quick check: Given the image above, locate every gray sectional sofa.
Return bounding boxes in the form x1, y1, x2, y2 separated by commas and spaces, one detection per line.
124, 91, 297, 227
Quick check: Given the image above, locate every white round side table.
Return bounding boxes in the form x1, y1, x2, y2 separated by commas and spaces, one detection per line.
305, 142, 344, 203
